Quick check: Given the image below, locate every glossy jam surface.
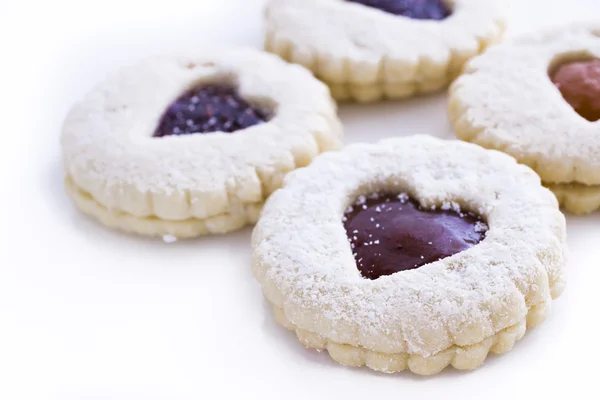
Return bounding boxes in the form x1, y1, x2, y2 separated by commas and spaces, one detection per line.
343, 193, 487, 280
347, 0, 451, 20
551, 59, 600, 122
153, 84, 270, 137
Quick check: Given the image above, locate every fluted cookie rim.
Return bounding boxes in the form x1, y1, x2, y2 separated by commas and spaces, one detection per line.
251, 135, 566, 374
449, 22, 600, 185
61, 48, 342, 236
270, 302, 531, 375
264, 0, 508, 102
65, 176, 263, 238
547, 181, 600, 215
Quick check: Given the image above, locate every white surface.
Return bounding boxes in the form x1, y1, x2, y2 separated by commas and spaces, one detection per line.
1, 1, 599, 399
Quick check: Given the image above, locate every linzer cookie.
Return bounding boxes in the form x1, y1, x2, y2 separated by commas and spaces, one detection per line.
61, 49, 342, 238
251, 136, 566, 375
264, 0, 508, 102
449, 23, 600, 214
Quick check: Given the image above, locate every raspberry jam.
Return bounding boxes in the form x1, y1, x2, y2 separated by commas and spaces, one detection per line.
154, 84, 270, 137
551, 59, 600, 122
347, 0, 451, 20
344, 193, 487, 279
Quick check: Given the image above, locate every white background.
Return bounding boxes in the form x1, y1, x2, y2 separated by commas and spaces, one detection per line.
2, 0, 600, 399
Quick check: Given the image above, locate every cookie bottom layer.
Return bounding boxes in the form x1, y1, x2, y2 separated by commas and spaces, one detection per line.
65, 177, 262, 238
265, 20, 506, 103
267, 299, 549, 375
327, 78, 448, 103
547, 182, 600, 215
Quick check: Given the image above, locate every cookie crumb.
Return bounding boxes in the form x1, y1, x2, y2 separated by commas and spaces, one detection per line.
162, 234, 178, 243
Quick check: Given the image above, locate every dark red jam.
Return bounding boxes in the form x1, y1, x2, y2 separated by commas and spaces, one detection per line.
343, 193, 487, 280
551, 59, 600, 122
153, 84, 270, 137
347, 0, 451, 20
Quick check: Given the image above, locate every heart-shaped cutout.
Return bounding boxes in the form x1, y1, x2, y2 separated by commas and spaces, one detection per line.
551, 59, 600, 122
344, 193, 487, 279
346, 0, 452, 20
154, 84, 271, 137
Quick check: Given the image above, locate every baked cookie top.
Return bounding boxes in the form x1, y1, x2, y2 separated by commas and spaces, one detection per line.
449, 23, 600, 185
252, 136, 566, 359
61, 49, 342, 226
265, 0, 508, 86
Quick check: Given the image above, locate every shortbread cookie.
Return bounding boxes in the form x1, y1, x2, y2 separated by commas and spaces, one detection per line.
264, 0, 508, 102
252, 136, 566, 375
61, 49, 342, 238
449, 23, 600, 213
546, 182, 600, 215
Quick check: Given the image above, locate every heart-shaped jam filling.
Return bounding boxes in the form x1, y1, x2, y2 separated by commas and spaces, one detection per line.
153, 84, 271, 137
551, 59, 600, 122
346, 0, 451, 20
343, 193, 487, 279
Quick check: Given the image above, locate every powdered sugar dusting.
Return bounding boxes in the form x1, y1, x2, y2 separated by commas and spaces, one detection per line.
474, 221, 488, 234
450, 22, 600, 185
61, 48, 342, 225
265, 0, 508, 102
252, 135, 566, 357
